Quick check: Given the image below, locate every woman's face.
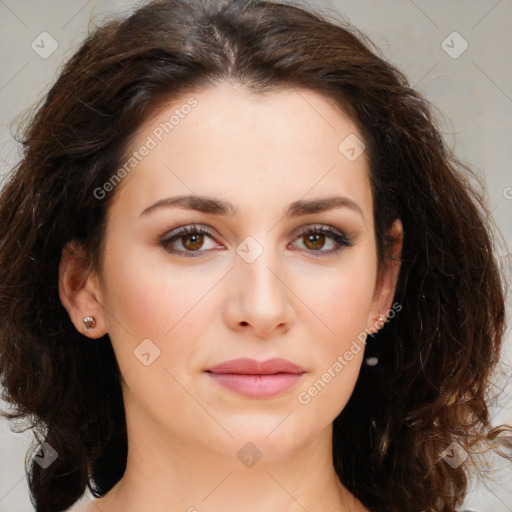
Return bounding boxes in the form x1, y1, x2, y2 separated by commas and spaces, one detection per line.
67, 83, 401, 461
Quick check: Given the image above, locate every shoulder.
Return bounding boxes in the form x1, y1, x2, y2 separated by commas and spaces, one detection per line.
63, 501, 96, 512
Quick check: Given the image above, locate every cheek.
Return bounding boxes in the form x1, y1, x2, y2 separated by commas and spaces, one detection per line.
293, 256, 377, 414
306, 255, 377, 345
295, 291, 370, 424
98, 246, 205, 431
100, 240, 200, 337
98, 240, 221, 380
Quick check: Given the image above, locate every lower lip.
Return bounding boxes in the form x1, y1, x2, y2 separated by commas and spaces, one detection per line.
206, 372, 304, 398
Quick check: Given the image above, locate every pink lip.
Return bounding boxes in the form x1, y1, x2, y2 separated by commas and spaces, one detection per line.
205, 358, 305, 399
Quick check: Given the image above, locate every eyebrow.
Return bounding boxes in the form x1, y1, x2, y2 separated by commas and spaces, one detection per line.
139, 194, 365, 221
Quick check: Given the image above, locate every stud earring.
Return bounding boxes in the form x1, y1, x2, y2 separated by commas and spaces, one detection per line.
83, 316, 96, 332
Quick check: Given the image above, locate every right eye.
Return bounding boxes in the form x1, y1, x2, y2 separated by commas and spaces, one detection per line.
160, 224, 223, 257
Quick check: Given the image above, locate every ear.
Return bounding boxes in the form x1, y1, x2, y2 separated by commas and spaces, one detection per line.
367, 218, 403, 331
58, 241, 107, 339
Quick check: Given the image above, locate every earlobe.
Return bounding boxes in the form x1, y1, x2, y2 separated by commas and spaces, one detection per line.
367, 218, 403, 331
58, 241, 107, 339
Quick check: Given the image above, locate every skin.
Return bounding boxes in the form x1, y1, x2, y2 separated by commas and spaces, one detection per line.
59, 82, 402, 512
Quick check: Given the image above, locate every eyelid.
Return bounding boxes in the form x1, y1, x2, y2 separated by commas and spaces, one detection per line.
292, 223, 349, 240
161, 223, 217, 242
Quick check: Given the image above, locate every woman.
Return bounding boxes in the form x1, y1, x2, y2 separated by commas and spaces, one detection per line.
0, 0, 510, 511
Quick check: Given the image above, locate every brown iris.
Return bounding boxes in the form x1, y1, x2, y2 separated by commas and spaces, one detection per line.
303, 232, 325, 250
182, 233, 204, 251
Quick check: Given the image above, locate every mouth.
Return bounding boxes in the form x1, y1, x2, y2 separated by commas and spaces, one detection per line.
205, 358, 306, 399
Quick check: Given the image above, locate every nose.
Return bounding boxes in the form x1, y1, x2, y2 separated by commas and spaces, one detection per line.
222, 244, 295, 337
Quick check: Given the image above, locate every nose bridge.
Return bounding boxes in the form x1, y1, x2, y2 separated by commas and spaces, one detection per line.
227, 233, 294, 333
236, 235, 283, 303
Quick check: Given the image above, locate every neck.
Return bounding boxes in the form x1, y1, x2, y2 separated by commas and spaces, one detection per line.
92, 389, 367, 512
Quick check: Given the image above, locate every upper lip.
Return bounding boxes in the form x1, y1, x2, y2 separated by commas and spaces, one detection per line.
206, 357, 305, 375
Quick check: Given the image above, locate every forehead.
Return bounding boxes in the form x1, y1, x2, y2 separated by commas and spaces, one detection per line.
109, 83, 372, 222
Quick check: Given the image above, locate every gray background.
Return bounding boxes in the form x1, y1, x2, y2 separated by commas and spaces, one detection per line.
0, 0, 511, 510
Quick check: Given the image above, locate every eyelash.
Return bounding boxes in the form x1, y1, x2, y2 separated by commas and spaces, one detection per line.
160, 223, 354, 258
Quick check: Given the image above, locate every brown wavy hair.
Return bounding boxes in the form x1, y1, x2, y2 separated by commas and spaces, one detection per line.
0, 0, 510, 511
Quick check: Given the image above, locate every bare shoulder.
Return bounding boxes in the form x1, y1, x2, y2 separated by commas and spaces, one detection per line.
64, 500, 97, 512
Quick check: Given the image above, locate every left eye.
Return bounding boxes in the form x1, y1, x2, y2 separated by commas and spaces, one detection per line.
160, 224, 353, 257
289, 225, 353, 255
